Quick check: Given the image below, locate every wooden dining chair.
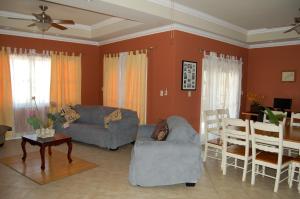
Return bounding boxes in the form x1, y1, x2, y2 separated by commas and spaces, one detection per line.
289, 158, 300, 192
263, 110, 287, 125
291, 112, 300, 127
203, 110, 223, 163
217, 108, 230, 123
250, 121, 292, 192
222, 118, 251, 182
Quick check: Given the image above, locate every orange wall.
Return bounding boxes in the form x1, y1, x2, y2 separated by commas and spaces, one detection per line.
0, 34, 101, 105
99, 30, 248, 131
247, 45, 300, 112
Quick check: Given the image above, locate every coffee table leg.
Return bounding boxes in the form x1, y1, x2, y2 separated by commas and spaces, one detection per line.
67, 141, 72, 163
21, 139, 27, 161
40, 146, 46, 170
48, 146, 52, 156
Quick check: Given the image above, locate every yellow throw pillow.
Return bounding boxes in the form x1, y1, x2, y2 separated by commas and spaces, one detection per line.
61, 105, 80, 123
104, 109, 122, 128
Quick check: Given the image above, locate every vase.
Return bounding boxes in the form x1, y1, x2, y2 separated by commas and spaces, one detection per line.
36, 128, 55, 138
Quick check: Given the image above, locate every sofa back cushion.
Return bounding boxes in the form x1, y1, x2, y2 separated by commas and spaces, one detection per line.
73, 105, 106, 125
166, 116, 197, 142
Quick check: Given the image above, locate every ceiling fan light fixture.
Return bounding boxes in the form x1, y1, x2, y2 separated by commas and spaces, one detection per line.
36, 22, 51, 32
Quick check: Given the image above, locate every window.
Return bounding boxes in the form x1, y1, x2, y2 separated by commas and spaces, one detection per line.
9, 53, 51, 133
200, 52, 242, 133
103, 51, 148, 124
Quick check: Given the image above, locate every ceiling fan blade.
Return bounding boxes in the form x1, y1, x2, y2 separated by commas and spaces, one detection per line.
8, 17, 36, 22
284, 24, 300, 33
53, 19, 74, 24
51, 23, 67, 30
284, 27, 296, 33
27, 23, 36, 27
32, 13, 42, 20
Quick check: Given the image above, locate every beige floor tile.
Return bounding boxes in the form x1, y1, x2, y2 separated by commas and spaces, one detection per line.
0, 139, 299, 199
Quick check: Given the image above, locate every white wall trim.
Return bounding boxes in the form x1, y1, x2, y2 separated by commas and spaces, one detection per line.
1, 25, 299, 49
249, 39, 300, 49
174, 24, 248, 48
247, 26, 291, 35
91, 18, 126, 30
0, 29, 99, 46
0, 10, 34, 20
98, 23, 248, 48
98, 24, 173, 46
147, 0, 247, 34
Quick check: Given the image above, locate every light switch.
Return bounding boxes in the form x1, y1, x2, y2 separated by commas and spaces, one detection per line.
160, 90, 164, 96
188, 91, 191, 97
164, 88, 168, 96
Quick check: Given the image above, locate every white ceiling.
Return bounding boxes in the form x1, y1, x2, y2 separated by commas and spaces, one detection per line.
174, 0, 300, 30
0, 0, 299, 47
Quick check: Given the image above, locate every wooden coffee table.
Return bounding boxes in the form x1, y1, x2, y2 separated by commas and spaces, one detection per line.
21, 133, 72, 170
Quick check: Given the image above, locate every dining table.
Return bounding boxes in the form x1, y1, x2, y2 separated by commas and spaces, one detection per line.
281, 125, 300, 150
229, 124, 300, 150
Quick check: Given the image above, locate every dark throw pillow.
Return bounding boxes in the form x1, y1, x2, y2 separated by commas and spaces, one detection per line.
151, 120, 169, 141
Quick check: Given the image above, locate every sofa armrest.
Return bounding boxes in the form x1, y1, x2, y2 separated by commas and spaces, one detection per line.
134, 140, 201, 160
108, 116, 139, 133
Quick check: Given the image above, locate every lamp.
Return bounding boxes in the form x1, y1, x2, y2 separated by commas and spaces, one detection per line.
36, 22, 51, 32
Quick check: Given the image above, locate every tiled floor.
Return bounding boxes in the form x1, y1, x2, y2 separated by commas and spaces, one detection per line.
0, 139, 298, 199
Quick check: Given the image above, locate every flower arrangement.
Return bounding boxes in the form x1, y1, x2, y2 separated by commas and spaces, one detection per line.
47, 101, 68, 128
264, 107, 285, 126
27, 96, 44, 130
246, 92, 265, 106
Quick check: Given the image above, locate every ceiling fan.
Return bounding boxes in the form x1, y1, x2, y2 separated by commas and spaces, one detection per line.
284, 9, 300, 34
8, 5, 74, 32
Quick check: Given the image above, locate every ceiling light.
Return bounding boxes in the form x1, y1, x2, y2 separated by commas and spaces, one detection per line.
35, 22, 51, 32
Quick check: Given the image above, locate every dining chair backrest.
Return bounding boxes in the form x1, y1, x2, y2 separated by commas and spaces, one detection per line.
217, 109, 229, 123
291, 112, 300, 127
204, 110, 220, 137
222, 118, 250, 147
263, 110, 287, 126
250, 121, 284, 158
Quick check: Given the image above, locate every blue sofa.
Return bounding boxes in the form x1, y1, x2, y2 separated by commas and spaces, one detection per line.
56, 105, 139, 150
129, 116, 202, 187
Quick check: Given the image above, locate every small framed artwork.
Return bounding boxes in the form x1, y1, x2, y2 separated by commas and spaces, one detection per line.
181, 60, 197, 90
281, 71, 295, 82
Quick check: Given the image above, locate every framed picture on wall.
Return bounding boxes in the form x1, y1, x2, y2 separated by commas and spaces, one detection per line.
281, 71, 295, 82
181, 60, 197, 90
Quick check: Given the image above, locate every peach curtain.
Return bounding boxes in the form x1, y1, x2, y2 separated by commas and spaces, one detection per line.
123, 51, 148, 124
0, 47, 13, 126
50, 52, 81, 111
103, 54, 119, 107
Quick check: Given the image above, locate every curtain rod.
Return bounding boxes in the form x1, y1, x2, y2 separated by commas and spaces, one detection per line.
1, 46, 82, 56
200, 49, 242, 59
104, 46, 154, 55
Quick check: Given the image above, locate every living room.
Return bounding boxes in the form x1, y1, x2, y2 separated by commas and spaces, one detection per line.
0, 0, 300, 198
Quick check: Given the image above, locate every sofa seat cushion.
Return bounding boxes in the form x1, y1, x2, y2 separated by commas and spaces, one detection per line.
60, 123, 111, 146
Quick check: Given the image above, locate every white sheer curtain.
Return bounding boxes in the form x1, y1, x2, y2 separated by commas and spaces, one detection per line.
9, 50, 51, 134
200, 52, 242, 131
